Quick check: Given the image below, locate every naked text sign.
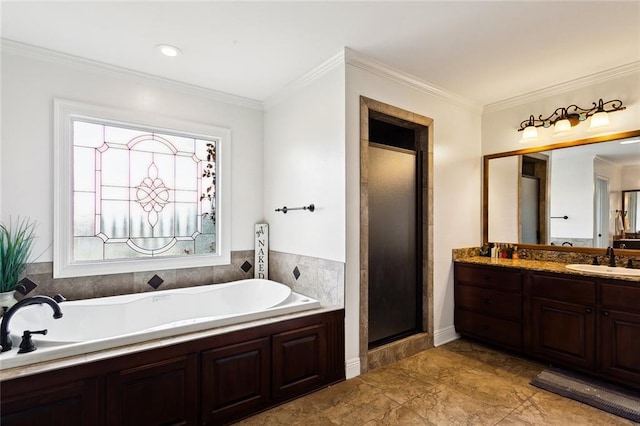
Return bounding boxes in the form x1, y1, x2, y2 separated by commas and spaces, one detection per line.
255, 224, 268, 279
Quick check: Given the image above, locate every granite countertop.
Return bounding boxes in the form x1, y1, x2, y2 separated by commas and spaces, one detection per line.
455, 256, 640, 283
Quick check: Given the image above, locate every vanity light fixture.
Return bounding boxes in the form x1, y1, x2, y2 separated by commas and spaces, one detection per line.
518, 98, 626, 141
156, 44, 182, 57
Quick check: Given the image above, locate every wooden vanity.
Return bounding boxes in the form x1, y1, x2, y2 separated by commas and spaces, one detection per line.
454, 259, 640, 389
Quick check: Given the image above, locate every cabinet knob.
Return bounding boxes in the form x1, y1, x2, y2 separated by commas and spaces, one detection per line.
585, 308, 592, 314
603, 311, 609, 316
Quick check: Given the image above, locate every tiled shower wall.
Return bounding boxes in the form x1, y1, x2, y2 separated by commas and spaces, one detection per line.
21, 250, 344, 307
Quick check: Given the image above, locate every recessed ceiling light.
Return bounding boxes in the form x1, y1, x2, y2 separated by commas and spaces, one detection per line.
156, 44, 181, 57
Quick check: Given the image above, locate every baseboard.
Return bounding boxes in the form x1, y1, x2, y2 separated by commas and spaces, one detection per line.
345, 357, 361, 379
434, 326, 460, 346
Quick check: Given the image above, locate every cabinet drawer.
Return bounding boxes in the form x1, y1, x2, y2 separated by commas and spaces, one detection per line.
601, 283, 640, 312
454, 309, 522, 348
454, 263, 522, 292
530, 273, 595, 304
455, 284, 522, 320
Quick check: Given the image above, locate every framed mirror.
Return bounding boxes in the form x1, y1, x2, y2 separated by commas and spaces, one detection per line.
483, 130, 640, 253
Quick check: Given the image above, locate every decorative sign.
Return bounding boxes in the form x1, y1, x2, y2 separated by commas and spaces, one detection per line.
255, 224, 268, 279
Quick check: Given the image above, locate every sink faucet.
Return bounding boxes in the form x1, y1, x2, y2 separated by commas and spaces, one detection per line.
0, 296, 62, 352
606, 246, 616, 267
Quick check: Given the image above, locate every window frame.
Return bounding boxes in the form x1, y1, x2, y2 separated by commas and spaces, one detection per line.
53, 99, 231, 278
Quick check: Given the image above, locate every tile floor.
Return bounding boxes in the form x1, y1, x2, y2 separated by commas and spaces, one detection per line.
236, 338, 636, 425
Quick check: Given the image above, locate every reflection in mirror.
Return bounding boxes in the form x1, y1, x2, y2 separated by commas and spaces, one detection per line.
484, 130, 640, 252
619, 190, 640, 248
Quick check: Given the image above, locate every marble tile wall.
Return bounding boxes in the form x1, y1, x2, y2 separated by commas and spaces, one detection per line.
268, 251, 344, 307
19, 250, 344, 307
21, 250, 254, 301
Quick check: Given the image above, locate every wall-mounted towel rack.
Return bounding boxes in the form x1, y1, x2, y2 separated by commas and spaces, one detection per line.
551, 215, 569, 220
275, 204, 315, 214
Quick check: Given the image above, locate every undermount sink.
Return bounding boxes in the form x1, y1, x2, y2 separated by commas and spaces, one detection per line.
565, 264, 640, 277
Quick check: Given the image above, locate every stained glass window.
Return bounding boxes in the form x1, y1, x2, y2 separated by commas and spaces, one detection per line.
54, 100, 230, 278
72, 120, 217, 262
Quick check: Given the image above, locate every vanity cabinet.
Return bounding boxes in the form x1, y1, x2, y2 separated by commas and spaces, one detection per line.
529, 273, 596, 369
599, 283, 640, 385
1, 309, 345, 426
454, 261, 640, 389
453, 263, 524, 350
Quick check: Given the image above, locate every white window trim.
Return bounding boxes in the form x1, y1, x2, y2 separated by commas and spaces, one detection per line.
53, 99, 231, 278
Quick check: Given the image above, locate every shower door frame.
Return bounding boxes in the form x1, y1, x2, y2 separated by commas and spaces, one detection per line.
359, 96, 434, 372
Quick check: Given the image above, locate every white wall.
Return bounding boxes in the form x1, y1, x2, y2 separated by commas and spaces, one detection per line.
263, 62, 346, 263
345, 60, 482, 376
621, 165, 640, 190
1, 48, 264, 261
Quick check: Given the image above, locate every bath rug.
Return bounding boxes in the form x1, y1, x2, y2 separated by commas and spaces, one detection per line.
530, 367, 640, 422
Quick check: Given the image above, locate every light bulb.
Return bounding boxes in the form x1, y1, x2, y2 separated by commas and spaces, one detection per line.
553, 118, 572, 136
588, 111, 610, 131
519, 126, 539, 143
156, 44, 181, 57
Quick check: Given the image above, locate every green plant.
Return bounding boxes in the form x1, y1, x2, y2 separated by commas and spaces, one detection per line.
0, 217, 37, 293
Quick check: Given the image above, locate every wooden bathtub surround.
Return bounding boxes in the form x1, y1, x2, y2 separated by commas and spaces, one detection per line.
0, 309, 345, 425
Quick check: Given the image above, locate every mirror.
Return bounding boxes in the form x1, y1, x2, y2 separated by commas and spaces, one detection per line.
483, 130, 640, 253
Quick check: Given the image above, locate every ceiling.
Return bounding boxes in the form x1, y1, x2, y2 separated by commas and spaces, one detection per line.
2, 1, 639, 105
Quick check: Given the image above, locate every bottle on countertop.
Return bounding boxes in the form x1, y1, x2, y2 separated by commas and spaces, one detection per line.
512, 245, 519, 259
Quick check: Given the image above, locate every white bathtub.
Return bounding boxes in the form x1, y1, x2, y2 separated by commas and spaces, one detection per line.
0, 279, 320, 370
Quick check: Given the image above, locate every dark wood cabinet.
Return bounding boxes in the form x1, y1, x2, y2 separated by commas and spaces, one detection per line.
201, 337, 270, 425
531, 297, 595, 369
1, 309, 345, 426
454, 261, 640, 389
1, 379, 101, 426
600, 283, 640, 385
272, 323, 327, 400
454, 263, 523, 350
529, 273, 596, 369
106, 355, 198, 426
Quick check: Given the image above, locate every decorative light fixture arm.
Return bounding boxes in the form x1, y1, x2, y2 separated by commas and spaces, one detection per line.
518, 98, 626, 131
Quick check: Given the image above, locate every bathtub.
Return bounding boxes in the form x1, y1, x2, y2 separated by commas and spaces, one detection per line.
0, 279, 320, 370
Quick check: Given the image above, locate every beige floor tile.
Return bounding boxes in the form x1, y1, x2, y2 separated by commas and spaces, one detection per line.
441, 365, 537, 410
363, 405, 428, 425
335, 391, 401, 425
357, 364, 437, 404
403, 384, 513, 425
238, 339, 637, 426
497, 390, 637, 426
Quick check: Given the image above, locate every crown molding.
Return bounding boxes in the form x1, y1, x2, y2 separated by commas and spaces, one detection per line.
344, 47, 482, 111
1, 38, 263, 111
263, 49, 346, 109
484, 61, 640, 113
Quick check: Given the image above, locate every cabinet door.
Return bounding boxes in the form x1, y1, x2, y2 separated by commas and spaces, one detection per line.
106, 354, 197, 426
1, 379, 100, 426
272, 323, 327, 400
600, 309, 640, 386
201, 337, 270, 425
531, 297, 595, 369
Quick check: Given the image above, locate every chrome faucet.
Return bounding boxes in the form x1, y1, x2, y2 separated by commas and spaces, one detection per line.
606, 246, 616, 267
0, 296, 62, 352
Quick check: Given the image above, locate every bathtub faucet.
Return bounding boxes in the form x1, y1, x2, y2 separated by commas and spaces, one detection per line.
0, 296, 63, 352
